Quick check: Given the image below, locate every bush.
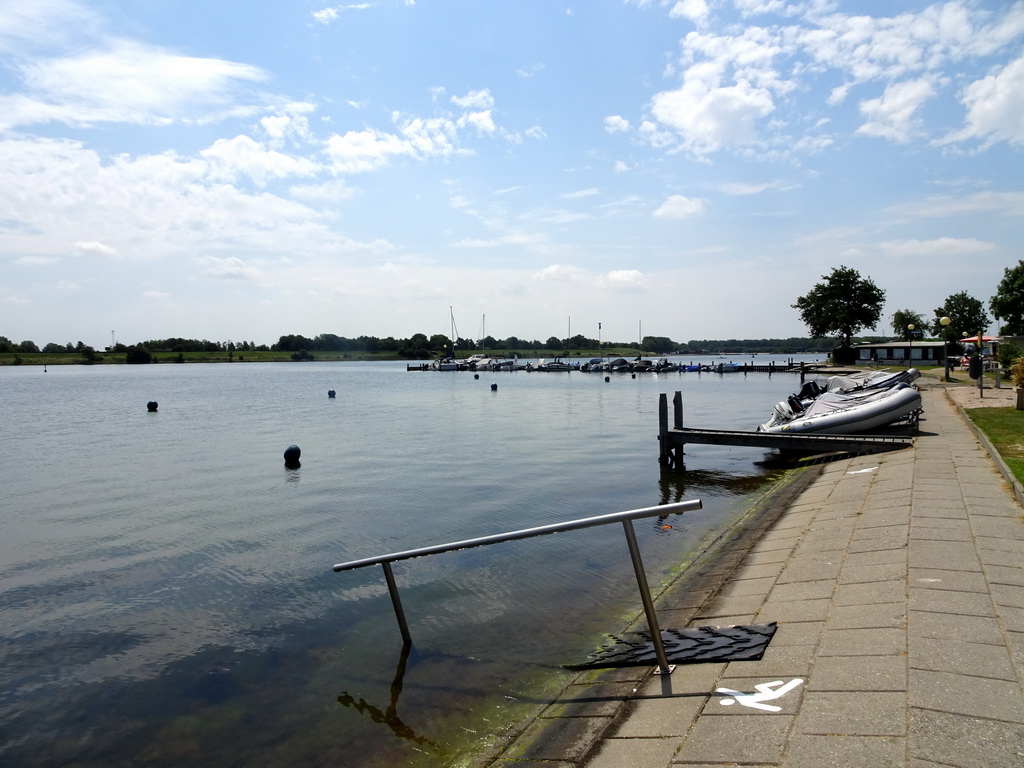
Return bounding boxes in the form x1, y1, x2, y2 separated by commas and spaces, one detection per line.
997, 342, 1022, 368
1012, 356, 1024, 389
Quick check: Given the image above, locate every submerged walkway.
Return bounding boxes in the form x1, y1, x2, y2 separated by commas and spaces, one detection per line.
485, 385, 1024, 767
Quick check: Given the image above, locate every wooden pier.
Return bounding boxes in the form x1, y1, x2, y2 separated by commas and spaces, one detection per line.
658, 391, 915, 469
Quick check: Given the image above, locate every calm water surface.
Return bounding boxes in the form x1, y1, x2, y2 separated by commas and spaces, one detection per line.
0, 358, 821, 767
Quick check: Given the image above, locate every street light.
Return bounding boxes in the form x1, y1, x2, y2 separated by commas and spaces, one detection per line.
940, 316, 951, 380
908, 324, 915, 365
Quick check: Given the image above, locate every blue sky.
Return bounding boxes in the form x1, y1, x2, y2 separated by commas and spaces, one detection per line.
2, 0, 1022, 348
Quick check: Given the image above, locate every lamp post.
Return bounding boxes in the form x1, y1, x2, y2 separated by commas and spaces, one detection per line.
907, 324, 915, 366
940, 316, 951, 381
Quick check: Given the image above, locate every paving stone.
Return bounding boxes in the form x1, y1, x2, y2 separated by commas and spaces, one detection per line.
672, 714, 794, 764
833, 579, 905, 606
768, 579, 836, 603
827, 602, 905, 630
718, 644, 816, 681
818, 627, 906, 657
984, 563, 1024, 587
758, 599, 831, 623
990, 583, 1024, 609
908, 568, 989, 593
720, 575, 776, 598
785, 734, 906, 768
797, 692, 906, 736
908, 586, 996, 617
908, 635, 1017, 680
839, 560, 907, 585
910, 669, 1024, 721
910, 709, 1024, 768
583, 735, 682, 768
909, 610, 1006, 645
908, 540, 983, 571
609, 694, 706, 738
806, 655, 907, 692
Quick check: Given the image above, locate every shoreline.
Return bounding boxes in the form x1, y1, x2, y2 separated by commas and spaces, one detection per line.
467, 463, 825, 767
471, 375, 1022, 766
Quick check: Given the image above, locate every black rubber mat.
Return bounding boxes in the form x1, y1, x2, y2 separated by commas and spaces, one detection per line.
567, 622, 778, 669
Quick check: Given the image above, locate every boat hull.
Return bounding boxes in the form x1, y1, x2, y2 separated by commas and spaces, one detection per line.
761, 386, 921, 434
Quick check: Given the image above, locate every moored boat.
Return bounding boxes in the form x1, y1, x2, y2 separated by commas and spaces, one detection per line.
757, 382, 921, 434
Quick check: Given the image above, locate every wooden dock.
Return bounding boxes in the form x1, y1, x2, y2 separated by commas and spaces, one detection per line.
658, 391, 915, 469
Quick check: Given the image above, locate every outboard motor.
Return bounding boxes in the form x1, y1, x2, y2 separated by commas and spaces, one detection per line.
787, 395, 805, 413
797, 380, 821, 400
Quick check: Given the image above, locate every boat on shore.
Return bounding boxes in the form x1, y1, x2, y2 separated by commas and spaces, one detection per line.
757, 377, 922, 434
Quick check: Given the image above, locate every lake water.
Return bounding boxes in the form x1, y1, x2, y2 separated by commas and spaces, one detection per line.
0, 357, 822, 767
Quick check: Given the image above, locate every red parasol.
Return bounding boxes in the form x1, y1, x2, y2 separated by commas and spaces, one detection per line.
960, 335, 999, 343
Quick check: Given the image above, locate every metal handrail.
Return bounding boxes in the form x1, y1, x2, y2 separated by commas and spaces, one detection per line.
332, 499, 702, 674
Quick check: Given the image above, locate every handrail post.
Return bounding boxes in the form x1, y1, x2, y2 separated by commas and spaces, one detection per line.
382, 561, 413, 647
621, 519, 673, 675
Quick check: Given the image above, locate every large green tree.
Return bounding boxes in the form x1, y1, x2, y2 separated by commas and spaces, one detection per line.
932, 291, 990, 339
890, 309, 926, 338
990, 260, 1024, 335
792, 266, 886, 348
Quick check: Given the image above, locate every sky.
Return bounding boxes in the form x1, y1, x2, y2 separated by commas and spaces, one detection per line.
1, 0, 1023, 349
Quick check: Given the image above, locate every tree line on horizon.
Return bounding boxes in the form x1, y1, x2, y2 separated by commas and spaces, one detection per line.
6, 259, 1021, 362
0, 332, 847, 358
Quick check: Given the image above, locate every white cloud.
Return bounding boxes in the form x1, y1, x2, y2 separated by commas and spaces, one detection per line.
195, 256, 262, 281
653, 194, 710, 219
451, 89, 494, 110
939, 55, 1024, 148
13, 255, 58, 266
650, 75, 775, 155
532, 264, 586, 282
561, 188, 599, 199
669, 0, 709, 25
856, 78, 936, 142
603, 269, 649, 288
459, 110, 496, 134
201, 135, 319, 187
718, 180, 796, 195
74, 241, 120, 259
879, 237, 995, 258
0, 40, 268, 129
323, 128, 417, 174
604, 115, 631, 133
311, 4, 370, 25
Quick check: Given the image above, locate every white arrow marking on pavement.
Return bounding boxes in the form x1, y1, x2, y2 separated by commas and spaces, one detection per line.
716, 678, 804, 712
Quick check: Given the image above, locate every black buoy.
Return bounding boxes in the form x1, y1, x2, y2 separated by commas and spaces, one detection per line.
283, 445, 301, 467
604, 376, 610, 383
327, 389, 336, 399
147, 401, 158, 412
490, 383, 497, 391
474, 373, 479, 380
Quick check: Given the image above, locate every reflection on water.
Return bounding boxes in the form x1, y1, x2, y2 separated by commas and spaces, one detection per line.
0, 359, 818, 767
337, 644, 442, 754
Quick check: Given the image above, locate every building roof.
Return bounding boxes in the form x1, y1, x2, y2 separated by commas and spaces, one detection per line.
853, 341, 946, 349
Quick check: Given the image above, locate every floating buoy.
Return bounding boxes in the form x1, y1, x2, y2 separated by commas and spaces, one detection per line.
604, 376, 610, 383
283, 445, 301, 467
147, 401, 158, 412
631, 373, 636, 379
327, 389, 336, 398
490, 383, 497, 391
